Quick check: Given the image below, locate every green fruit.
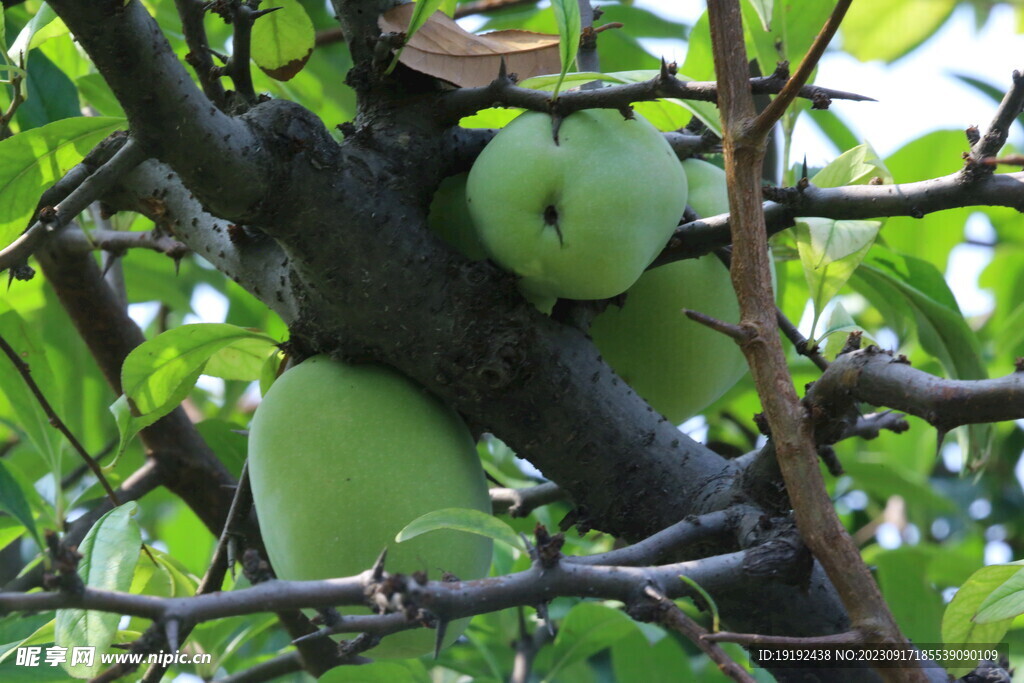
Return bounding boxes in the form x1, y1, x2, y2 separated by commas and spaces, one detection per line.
590, 158, 747, 424
428, 173, 488, 261
248, 356, 493, 659
466, 109, 688, 301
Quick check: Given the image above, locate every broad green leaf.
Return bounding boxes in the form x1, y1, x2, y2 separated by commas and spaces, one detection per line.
742, 0, 832, 80
203, 336, 279, 381
942, 564, 1019, 676
251, 0, 314, 81
120, 323, 277, 417
680, 11, 714, 81
74, 73, 125, 118
7, 5, 67, 63
0, 117, 125, 248
550, 0, 581, 99
541, 602, 637, 681
55, 503, 142, 679
842, 0, 956, 63
855, 246, 992, 465
795, 217, 881, 335
748, 0, 773, 30
811, 143, 892, 189
15, 48, 80, 130
975, 568, 1024, 623
319, 659, 430, 683
397, 507, 520, 551
0, 618, 56, 665
0, 306, 64, 473
0, 459, 40, 551
612, 629, 694, 683
821, 300, 875, 359
870, 548, 943, 644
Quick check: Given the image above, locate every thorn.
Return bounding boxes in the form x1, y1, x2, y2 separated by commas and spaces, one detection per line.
293, 627, 333, 644
164, 618, 180, 652
498, 56, 508, 82
935, 428, 949, 458
519, 532, 536, 562
251, 6, 282, 19
537, 601, 555, 637
372, 547, 388, 581
433, 618, 449, 659
801, 155, 808, 181
660, 57, 671, 81
684, 309, 748, 343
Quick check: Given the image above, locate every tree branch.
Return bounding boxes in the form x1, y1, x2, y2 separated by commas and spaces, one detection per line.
491, 482, 567, 517
749, 0, 853, 140
808, 347, 1024, 430
706, 4, 917, 680
0, 136, 147, 273
47, 0, 271, 220
436, 67, 873, 125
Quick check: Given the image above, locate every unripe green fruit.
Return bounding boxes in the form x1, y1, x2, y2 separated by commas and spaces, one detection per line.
590, 158, 747, 424
466, 109, 688, 300
247, 356, 493, 659
428, 173, 488, 261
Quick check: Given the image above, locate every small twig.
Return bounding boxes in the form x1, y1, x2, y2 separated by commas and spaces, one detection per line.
0, 332, 120, 506
436, 69, 873, 126
703, 629, 862, 646
137, 465, 255, 683
0, 61, 25, 139
510, 606, 551, 683
174, 0, 227, 107
0, 137, 148, 273
52, 227, 190, 260
750, 0, 854, 140
684, 309, 749, 343
843, 411, 910, 441
490, 482, 566, 517
967, 70, 1024, 169
639, 586, 756, 683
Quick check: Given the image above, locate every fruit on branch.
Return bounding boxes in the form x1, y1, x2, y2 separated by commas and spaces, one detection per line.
428, 173, 488, 261
465, 108, 688, 301
589, 158, 749, 424
247, 356, 493, 659
429, 172, 557, 313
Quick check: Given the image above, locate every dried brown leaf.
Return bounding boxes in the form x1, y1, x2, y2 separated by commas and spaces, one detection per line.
379, 4, 561, 87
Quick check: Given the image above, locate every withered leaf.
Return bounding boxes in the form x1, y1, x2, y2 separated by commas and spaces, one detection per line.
379, 4, 561, 87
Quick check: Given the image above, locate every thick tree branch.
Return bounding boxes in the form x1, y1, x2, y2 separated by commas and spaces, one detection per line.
808, 348, 1024, 430
47, 0, 271, 220
654, 170, 1024, 266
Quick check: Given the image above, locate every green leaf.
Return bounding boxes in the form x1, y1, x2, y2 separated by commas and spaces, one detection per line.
748, 0, 773, 30
942, 564, 1019, 676
120, 323, 277, 417
742, 0, 832, 80
811, 143, 892, 189
611, 629, 694, 683
403, 0, 445, 45
975, 568, 1024, 623
870, 547, 943, 643
0, 306, 64, 473
7, 5, 67, 63
318, 659, 431, 683
251, 0, 314, 81
396, 507, 521, 551
796, 217, 881, 336
74, 73, 125, 118
0, 459, 41, 551
55, 503, 142, 679
841, 0, 956, 63
821, 300, 872, 359
550, 0, 581, 99
541, 602, 637, 681
856, 246, 992, 465
15, 48, 81, 130
0, 117, 125, 248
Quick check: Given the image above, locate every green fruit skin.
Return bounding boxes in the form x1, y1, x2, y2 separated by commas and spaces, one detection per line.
465, 109, 688, 301
248, 356, 493, 659
590, 158, 746, 424
427, 173, 489, 261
